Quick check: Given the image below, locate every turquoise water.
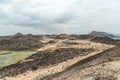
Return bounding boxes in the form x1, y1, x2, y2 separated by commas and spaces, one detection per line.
113, 37, 120, 40
0, 51, 37, 69
111, 34, 120, 40
112, 35, 120, 40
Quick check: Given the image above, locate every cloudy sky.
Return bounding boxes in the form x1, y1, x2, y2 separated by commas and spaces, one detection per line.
0, 0, 120, 35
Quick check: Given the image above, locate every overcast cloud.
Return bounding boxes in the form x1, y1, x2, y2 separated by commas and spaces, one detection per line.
0, 0, 120, 35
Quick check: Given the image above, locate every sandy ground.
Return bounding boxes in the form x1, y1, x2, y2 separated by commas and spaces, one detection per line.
48, 60, 120, 80
38, 39, 114, 51
0, 39, 114, 80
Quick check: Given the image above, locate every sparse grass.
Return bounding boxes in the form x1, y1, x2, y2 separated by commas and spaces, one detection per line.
44, 48, 54, 53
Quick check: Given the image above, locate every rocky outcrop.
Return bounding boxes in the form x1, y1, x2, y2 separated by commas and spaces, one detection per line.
91, 37, 115, 44
0, 34, 42, 51
55, 34, 70, 39
88, 31, 114, 38
79, 35, 94, 40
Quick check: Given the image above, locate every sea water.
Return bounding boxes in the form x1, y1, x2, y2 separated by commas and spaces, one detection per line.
112, 35, 120, 40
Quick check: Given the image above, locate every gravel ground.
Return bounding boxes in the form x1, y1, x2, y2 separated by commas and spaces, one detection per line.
42, 46, 120, 80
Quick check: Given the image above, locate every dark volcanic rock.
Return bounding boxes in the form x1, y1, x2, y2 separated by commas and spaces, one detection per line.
91, 37, 115, 45
47, 40, 56, 44
0, 34, 42, 51
55, 34, 69, 39
63, 41, 79, 45
88, 31, 114, 38
41, 47, 120, 80
0, 48, 94, 77
79, 35, 94, 40
14, 33, 23, 38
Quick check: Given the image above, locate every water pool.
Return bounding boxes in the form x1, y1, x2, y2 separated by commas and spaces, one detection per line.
0, 51, 37, 69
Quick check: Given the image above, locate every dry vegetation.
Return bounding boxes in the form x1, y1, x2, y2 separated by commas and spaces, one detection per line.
47, 60, 120, 80
38, 38, 114, 52
0, 36, 115, 80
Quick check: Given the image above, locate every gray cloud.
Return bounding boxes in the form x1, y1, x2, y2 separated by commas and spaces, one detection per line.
0, 0, 120, 35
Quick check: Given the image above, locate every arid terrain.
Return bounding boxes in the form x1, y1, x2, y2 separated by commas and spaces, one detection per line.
0, 34, 120, 80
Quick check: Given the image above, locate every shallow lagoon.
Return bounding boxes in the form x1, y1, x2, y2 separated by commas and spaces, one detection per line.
0, 51, 37, 69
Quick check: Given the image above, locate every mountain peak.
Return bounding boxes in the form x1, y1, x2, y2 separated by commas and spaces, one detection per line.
88, 31, 114, 37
